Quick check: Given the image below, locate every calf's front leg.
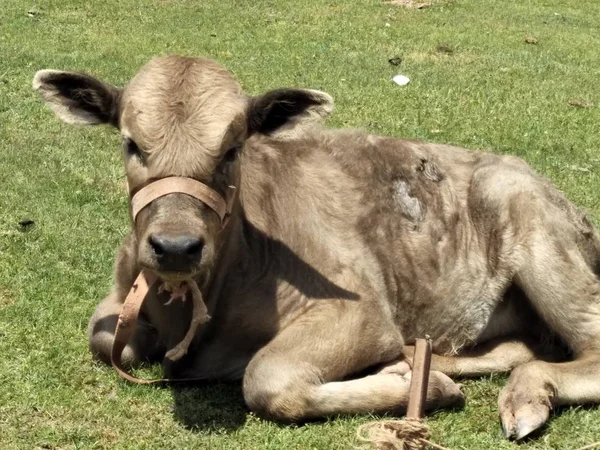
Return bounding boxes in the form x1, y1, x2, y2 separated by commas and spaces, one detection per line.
88, 290, 163, 366
243, 303, 464, 422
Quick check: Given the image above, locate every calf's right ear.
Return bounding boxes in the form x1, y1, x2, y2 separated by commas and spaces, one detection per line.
33, 70, 121, 127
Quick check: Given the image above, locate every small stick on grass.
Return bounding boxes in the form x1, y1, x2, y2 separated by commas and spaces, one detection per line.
407, 338, 433, 419
357, 338, 445, 450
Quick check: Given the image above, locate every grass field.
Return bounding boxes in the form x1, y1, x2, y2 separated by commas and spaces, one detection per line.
1, 0, 600, 448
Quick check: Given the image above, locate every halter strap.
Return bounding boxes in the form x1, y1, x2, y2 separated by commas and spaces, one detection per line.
110, 176, 236, 383
130, 177, 234, 224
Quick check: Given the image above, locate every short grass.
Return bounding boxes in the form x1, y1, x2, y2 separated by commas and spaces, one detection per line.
1, 0, 600, 448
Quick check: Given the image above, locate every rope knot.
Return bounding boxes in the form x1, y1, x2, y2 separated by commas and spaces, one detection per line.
357, 418, 435, 450
156, 277, 211, 362
159, 281, 190, 305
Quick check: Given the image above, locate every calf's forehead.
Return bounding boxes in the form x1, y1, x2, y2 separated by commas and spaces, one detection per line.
119, 56, 247, 150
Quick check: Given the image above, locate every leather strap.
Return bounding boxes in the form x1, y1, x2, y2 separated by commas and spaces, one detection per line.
110, 270, 207, 384
111, 177, 237, 383
131, 177, 229, 223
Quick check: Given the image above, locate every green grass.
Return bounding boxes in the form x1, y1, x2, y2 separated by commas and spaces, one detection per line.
1, 0, 600, 448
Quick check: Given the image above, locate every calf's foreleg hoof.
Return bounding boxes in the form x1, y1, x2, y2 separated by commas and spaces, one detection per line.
498, 363, 556, 440
415, 370, 465, 411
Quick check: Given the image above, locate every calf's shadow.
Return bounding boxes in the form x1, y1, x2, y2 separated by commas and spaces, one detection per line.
170, 381, 248, 432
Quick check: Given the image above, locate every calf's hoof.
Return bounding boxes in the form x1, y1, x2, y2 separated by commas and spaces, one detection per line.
498, 364, 555, 440
405, 370, 465, 411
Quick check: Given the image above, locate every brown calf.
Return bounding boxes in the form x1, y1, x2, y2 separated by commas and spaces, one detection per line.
34, 56, 600, 440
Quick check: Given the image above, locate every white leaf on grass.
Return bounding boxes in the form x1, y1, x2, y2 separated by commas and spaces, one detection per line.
392, 75, 410, 86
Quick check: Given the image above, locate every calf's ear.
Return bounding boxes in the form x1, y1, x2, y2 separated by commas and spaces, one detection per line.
247, 88, 333, 136
32, 70, 121, 127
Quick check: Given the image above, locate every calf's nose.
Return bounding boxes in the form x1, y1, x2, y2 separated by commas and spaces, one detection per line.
148, 234, 204, 271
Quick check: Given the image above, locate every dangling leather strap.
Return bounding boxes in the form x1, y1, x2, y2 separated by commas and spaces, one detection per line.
110, 270, 207, 384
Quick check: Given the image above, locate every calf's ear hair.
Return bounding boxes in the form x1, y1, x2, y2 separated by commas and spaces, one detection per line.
33, 70, 121, 127
247, 88, 333, 136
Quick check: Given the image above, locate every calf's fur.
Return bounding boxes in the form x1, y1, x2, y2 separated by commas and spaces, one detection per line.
34, 56, 600, 440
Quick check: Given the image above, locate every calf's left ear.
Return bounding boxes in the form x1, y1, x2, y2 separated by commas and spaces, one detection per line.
33, 70, 121, 127
247, 88, 333, 136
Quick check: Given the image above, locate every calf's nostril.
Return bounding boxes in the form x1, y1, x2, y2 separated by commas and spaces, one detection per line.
149, 235, 166, 257
185, 239, 203, 258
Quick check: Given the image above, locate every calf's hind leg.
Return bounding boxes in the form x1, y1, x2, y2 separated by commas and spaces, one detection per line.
394, 336, 562, 378
243, 305, 464, 422
500, 229, 600, 439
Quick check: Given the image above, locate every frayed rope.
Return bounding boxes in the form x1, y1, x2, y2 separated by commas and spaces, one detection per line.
159, 279, 210, 361
357, 418, 450, 450
357, 419, 600, 450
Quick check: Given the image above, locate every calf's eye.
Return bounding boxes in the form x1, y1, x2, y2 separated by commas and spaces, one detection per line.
123, 137, 143, 161
223, 146, 239, 163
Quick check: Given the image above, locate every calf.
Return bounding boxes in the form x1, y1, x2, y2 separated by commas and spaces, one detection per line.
34, 56, 600, 440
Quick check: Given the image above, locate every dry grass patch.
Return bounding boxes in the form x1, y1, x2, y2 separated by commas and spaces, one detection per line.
0, 288, 13, 308
384, 0, 435, 9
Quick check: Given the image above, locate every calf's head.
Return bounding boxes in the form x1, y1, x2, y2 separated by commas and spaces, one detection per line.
34, 56, 333, 282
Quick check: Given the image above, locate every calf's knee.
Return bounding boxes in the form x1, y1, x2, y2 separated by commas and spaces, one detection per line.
243, 357, 320, 422
87, 306, 149, 367
87, 309, 118, 364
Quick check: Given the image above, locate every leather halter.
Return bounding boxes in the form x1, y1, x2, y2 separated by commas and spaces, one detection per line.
110, 177, 236, 383
130, 177, 236, 226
